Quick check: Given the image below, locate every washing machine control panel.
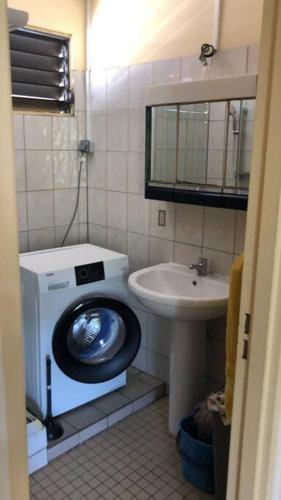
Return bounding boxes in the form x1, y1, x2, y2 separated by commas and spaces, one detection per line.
75, 261, 105, 286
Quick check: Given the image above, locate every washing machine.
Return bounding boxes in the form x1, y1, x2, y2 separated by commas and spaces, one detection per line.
20, 244, 141, 419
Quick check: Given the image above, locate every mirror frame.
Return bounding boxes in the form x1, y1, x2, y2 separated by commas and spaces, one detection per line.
145, 74, 257, 210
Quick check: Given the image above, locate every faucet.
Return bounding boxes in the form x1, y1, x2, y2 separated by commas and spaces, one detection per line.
189, 257, 208, 276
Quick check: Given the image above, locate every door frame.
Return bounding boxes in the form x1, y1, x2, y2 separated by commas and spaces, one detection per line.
227, 0, 281, 498
0, 1, 29, 499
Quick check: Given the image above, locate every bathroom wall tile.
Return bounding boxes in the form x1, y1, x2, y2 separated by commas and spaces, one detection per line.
204, 46, 248, 79
79, 223, 88, 243
91, 113, 106, 151
128, 109, 145, 152
149, 237, 174, 265
131, 346, 147, 372
106, 152, 128, 192
235, 210, 247, 254
128, 152, 145, 194
18, 231, 28, 253
14, 150, 26, 191
129, 63, 153, 109
175, 204, 204, 246
107, 228, 128, 253
52, 116, 78, 150
26, 151, 53, 191
203, 248, 233, 275
153, 58, 181, 84
180, 54, 203, 81
54, 189, 77, 226
147, 314, 171, 358
55, 224, 79, 247
146, 350, 169, 384
107, 111, 128, 152
72, 70, 86, 112
174, 242, 201, 266
77, 111, 86, 141
128, 232, 149, 270
208, 121, 226, 150
107, 191, 127, 230
209, 101, 227, 121
247, 44, 259, 74
88, 151, 107, 189
203, 207, 236, 253
89, 223, 107, 247
53, 151, 79, 188
149, 200, 175, 240
128, 194, 149, 234
88, 188, 106, 226
27, 191, 54, 230
13, 114, 24, 149
28, 228, 55, 251
106, 66, 129, 111
207, 150, 224, 179
24, 116, 52, 150
90, 68, 106, 112
78, 187, 87, 223
16, 192, 28, 231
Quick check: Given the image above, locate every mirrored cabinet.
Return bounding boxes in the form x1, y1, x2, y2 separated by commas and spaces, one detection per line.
145, 75, 257, 210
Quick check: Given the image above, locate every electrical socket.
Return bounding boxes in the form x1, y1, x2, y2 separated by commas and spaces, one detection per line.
158, 210, 166, 227
78, 140, 95, 154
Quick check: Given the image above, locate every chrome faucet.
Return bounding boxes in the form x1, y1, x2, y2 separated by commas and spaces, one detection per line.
189, 257, 208, 276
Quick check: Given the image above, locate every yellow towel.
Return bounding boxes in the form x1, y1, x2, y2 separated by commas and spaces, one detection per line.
225, 253, 244, 422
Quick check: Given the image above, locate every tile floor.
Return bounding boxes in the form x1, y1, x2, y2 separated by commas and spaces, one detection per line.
30, 398, 214, 500
47, 367, 166, 462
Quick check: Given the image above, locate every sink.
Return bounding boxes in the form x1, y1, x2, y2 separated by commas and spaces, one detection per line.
128, 263, 229, 435
128, 262, 228, 321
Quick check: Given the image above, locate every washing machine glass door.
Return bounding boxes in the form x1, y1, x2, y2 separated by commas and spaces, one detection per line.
67, 308, 126, 364
52, 297, 141, 383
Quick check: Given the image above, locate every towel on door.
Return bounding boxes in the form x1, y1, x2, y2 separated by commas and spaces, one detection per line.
225, 254, 244, 422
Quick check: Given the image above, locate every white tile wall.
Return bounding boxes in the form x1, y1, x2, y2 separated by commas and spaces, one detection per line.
13, 70, 87, 252
88, 46, 252, 384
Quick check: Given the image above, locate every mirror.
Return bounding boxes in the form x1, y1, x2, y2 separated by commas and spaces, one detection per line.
148, 98, 255, 196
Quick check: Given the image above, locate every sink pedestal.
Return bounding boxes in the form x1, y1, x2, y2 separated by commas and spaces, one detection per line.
169, 320, 206, 435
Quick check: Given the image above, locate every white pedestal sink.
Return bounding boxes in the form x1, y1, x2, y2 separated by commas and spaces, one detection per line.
128, 263, 229, 435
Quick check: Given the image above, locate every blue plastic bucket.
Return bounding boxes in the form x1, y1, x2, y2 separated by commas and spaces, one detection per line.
178, 415, 215, 493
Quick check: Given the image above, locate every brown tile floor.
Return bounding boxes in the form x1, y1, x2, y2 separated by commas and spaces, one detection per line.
30, 398, 214, 500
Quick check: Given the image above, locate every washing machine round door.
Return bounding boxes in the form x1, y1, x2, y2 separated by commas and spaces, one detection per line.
52, 297, 141, 383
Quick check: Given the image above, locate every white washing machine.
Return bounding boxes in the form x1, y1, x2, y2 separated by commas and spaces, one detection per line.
20, 244, 141, 419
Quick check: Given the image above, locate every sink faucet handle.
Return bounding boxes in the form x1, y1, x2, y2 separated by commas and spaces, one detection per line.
188, 257, 208, 276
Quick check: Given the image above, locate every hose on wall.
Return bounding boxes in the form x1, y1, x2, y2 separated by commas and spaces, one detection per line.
60, 153, 86, 247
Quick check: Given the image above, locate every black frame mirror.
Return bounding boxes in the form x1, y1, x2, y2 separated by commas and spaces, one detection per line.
145, 75, 257, 211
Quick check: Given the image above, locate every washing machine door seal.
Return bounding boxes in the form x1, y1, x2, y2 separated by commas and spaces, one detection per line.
52, 297, 141, 383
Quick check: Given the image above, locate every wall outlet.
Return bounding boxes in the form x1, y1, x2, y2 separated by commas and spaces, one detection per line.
158, 210, 166, 227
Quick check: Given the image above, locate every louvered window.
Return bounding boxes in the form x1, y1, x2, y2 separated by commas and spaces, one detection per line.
9, 28, 73, 113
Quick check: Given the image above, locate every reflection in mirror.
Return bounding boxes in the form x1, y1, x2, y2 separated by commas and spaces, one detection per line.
226, 99, 255, 188
148, 99, 255, 193
177, 103, 209, 185
150, 105, 177, 183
